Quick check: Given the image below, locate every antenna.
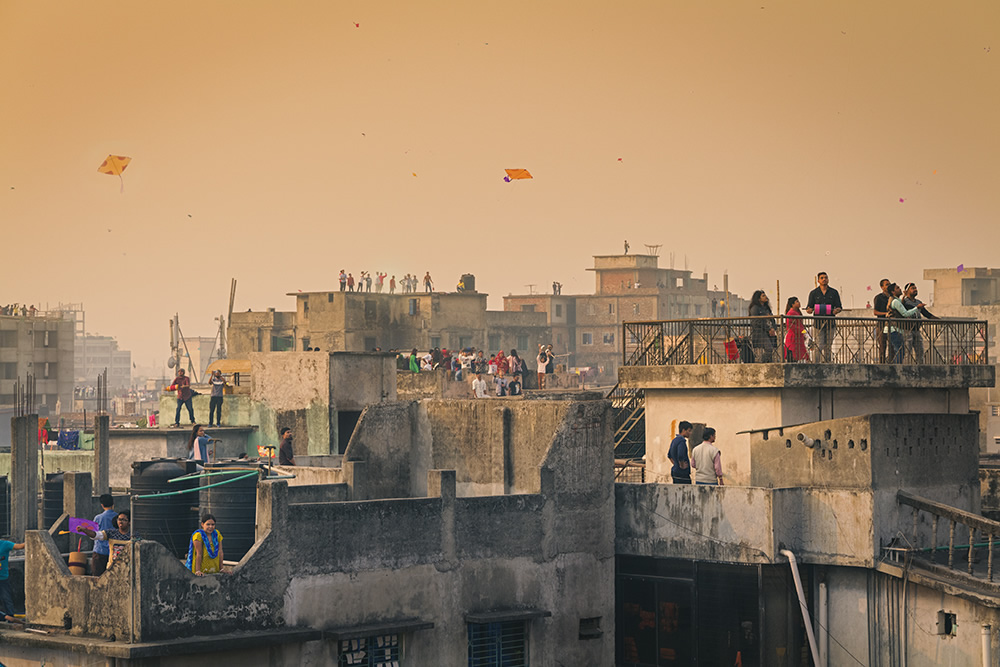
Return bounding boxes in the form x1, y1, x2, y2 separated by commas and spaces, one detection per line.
525, 284, 536, 295
644, 244, 661, 257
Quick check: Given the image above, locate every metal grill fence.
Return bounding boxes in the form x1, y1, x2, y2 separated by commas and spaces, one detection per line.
623, 316, 988, 367
468, 621, 528, 667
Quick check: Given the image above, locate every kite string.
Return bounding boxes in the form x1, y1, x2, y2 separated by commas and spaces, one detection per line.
119, 173, 124, 194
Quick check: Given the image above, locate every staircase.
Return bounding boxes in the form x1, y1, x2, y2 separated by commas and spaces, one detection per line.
608, 384, 645, 459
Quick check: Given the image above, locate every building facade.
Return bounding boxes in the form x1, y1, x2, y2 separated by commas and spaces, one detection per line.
228, 291, 550, 361
504, 254, 747, 377
74, 334, 132, 389
0, 313, 74, 413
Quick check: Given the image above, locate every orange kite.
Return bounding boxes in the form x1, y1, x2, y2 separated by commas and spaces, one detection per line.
504, 168, 532, 182
98, 155, 131, 192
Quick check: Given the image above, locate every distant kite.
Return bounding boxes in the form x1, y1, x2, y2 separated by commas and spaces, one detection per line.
503, 168, 532, 183
98, 155, 131, 193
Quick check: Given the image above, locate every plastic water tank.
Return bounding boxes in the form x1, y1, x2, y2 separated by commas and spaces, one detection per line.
131, 459, 199, 559
199, 461, 261, 561
460, 273, 476, 292
43, 473, 65, 529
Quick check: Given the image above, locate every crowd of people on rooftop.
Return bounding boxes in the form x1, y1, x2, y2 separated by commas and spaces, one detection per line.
336, 270, 434, 294
1, 304, 37, 317
393, 343, 557, 396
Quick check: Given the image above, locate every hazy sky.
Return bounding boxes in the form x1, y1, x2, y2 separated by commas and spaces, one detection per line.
2, 0, 998, 370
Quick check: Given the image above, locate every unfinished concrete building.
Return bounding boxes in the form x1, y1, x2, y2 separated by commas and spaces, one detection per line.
0, 311, 74, 413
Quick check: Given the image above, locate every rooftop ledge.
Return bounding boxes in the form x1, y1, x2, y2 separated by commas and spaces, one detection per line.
619, 363, 996, 390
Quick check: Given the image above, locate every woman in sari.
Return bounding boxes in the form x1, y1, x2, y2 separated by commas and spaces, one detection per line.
783, 296, 809, 362
186, 513, 224, 576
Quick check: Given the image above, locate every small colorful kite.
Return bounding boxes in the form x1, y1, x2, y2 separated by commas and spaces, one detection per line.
68, 517, 100, 535
98, 155, 131, 193
503, 168, 532, 183
257, 444, 277, 458
958, 264, 965, 273
898, 198, 905, 203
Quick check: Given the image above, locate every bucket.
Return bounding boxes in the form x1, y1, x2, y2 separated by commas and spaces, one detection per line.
68, 551, 87, 576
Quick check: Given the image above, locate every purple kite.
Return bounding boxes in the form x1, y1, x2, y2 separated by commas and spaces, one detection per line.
69, 517, 100, 535
958, 264, 965, 273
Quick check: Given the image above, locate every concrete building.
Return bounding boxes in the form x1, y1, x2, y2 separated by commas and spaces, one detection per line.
504, 254, 748, 377
925, 267, 1000, 454
11, 392, 614, 666
0, 312, 74, 413
74, 334, 131, 389
228, 290, 550, 362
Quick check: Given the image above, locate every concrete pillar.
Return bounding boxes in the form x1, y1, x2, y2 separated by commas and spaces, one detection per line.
11, 414, 39, 539
344, 460, 367, 501
428, 470, 456, 568
93, 415, 110, 494
62, 472, 94, 519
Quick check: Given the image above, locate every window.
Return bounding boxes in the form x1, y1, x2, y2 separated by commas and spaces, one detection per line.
603, 333, 615, 345
488, 334, 500, 351
468, 621, 527, 667
338, 634, 399, 666
517, 335, 529, 350
555, 304, 563, 317
582, 333, 593, 345
459, 336, 469, 349
328, 293, 335, 303
408, 298, 419, 315
365, 300, 377, 322
632, 304, 640, 315
675, 277, 683, 288
431, 336, 441, 349
520, 305, 536, 313
0, 331, 16, 348
270, 334, 294, 351
303, 300, 309, 314
608, 303, 615, 314
992, 406, 1000, 417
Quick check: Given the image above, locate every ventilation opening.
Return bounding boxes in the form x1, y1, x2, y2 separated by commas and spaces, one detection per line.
579, 617, 602, 640
338, 410, 362, 455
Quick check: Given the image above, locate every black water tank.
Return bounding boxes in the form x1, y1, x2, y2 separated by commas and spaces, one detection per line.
43, 473, 64, 529
0, 476, 9, 537
460, 273, 476, 292
199, 461, 260, 561
131, 459, 199, 559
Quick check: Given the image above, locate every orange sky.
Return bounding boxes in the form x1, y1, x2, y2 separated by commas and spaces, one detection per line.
1, 0, 998, 369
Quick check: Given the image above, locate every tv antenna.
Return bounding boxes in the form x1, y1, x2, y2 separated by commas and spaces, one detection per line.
525, 284, 536, 295
644, 244, 661, 256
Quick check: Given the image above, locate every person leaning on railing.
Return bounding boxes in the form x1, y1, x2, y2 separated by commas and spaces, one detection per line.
884, 283, 925, 363
749, 290, 777, 363
902, 282, 937, 363
805, 272, 842, 362
872, 279, 892, 363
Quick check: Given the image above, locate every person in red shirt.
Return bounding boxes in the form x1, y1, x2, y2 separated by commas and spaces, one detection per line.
169, 369, 195, 427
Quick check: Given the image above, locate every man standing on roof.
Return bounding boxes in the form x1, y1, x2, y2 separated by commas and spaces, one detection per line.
278, 427, 296, 466
169, 368, 195, 427
208, 370, 227, 426
805, 271, 842, 363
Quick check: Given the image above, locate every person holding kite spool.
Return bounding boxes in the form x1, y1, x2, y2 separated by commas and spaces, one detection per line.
186, 513, 224, 576
75, 511, 135, 570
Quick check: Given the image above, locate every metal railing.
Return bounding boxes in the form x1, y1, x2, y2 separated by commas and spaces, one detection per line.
895, 491, 1000, 583
622, 316, 989, 367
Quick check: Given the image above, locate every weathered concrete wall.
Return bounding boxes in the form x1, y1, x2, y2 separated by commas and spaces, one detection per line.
615, 483, 876, 566
251, 352, 331, 456
397, 370, 472, 400
616, 483, 776, 563
344, 401, 420, 499
157, 392, 253, 427
329, 352, 396, 410
25, 529, 132, 640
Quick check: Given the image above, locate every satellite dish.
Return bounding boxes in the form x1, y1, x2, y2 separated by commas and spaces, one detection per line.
167, 357, 176, 368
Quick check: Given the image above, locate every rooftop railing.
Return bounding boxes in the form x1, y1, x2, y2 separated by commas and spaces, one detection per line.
622, 315, 989, 367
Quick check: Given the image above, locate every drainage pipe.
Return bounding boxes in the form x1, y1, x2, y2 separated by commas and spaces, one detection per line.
781, 549, 820, 667
983, 624, 992, 667
819, 581, 829, 667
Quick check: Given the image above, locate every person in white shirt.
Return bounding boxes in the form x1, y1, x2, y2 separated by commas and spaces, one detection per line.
691, 428, 724, 486
472, 373, 489, 398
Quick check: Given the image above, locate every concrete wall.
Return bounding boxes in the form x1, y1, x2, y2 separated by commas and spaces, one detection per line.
329, 352, 397, 410
627, 364, 991, 485
615, 484, 875, 567
251, 351, 332, 456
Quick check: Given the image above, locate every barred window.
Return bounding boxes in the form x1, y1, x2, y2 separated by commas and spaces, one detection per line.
338, 634, 399, 666
468, 621, 527, 667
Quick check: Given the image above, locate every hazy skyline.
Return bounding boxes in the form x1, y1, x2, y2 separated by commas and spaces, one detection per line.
2, 0, 998, 370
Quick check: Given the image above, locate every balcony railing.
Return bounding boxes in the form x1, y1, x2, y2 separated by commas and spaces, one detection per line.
622, 316, 988, 367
